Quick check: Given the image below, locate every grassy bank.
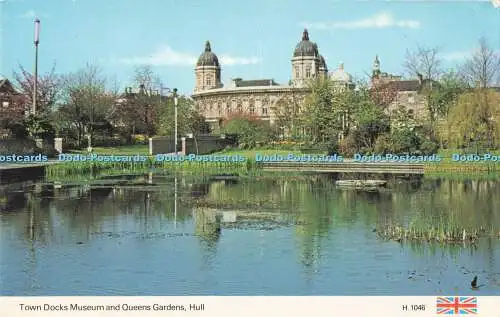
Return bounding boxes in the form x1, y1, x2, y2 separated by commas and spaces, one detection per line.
46, 157, 255, 177
50, 145, 500, 176
423, 149, 500, 173
46, 148, 307, 177
69, 144, 149, 155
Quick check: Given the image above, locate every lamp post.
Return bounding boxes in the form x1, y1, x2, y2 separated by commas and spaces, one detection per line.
32, 18, 40, 116
173, 88, 178, 154
157, 87, 178, 154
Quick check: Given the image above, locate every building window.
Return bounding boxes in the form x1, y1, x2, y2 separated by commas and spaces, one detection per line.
305, 67, 311, 78
218, 103, 222, 116
262, 101, 268, 116
295, 66, 299, 79
227, 102, 232, 114
249, 99, 255, 114
236, 100, 243, 113
205, 77, 212, 86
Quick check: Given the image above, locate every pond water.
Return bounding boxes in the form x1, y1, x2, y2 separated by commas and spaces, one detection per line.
1, 172, 499, 295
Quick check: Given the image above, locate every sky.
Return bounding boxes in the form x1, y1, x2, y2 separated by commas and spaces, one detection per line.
1, 0, 499, 95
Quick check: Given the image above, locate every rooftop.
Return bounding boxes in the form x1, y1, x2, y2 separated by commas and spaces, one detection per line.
233, 78, 280, 87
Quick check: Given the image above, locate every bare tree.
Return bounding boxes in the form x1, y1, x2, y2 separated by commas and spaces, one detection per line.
133, 65, 162, 92
460, 37, 500, 88
13, 63, 60, 117
404, 45, 442, 80
58, 63, 114, 147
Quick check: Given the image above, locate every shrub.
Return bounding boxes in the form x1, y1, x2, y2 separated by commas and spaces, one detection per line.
0, 138, 59, 157
221, 116, 274, 148
419, 138, 439, 155
374, 133, 391, 154
132, 134, 148, 144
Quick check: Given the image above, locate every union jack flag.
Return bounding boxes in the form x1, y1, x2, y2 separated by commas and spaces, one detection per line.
436, 296, 477, 315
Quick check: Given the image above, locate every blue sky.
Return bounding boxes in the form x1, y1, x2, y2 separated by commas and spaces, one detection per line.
1, 0, 499, 95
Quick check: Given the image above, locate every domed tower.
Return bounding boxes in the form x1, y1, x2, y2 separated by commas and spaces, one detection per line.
318, 55, 328, 78
372, 55, 381, 79
291, 29, 321, 87
330, 62, 354, 90
195, 41, 223, 92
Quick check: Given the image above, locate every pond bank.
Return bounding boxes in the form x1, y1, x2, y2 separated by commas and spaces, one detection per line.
1, 156, 498, 182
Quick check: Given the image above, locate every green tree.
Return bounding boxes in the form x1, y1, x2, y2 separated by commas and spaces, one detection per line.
220, 112, 273, 148
346, 86, 390, 153
57, 64, 115, 148
157, 96, 210, 137
301, 78, 348, 143
446, 89, 500, 151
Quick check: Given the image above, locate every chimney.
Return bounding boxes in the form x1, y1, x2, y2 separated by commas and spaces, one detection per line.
417, 73, 423, 84
139, 84, 145, 94
232, 78, 242, 88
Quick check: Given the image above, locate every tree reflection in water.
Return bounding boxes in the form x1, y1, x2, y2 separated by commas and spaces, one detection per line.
1, 173, 499, 281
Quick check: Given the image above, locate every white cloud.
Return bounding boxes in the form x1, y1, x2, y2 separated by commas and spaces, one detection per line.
18, 10, 48, 19
441, 51, 470, 61
118, 46, 261, 67
19, 10, 36, 19
302, 12, 421, 30
219, 55, 261, 66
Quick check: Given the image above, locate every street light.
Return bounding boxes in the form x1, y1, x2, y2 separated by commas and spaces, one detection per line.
173, 88, 178, 154
156, 86, 178, 154
32, 18, 40, 116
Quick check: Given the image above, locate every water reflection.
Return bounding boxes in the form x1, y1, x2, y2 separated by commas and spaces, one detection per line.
0, 173, 499, 295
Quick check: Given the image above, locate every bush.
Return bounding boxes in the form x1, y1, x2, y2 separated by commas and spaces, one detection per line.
419, 138, 439, 155
386, 129, 420, 154
6, 123, 29, 139
373, 134, 391, 154
132, 134, 149, 145
339, 134, 360, 157
0, 138, 58, 157
221, 117, 274, 148
92, 136, 128, 147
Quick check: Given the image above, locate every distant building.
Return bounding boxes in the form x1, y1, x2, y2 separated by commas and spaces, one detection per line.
191, 29, 354, 131
370, 55, 438, 119
0, 78, 24, 135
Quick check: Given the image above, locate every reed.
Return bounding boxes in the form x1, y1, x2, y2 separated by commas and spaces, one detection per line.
46, 157, 258, 177
377, 216, 498, 244
424, 162, 500, 173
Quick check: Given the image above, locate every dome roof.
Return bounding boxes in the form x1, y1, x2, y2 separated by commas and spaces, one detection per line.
293, 29, 319, 57
197, 41, 220, 67
330, 63, 352, 82
319, 55, 327, 70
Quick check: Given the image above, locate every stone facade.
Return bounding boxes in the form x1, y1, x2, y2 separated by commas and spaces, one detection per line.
191, 32, 433, 132
191, 29, 353, 131
370, 55, 434, 120
192, 85, 310, 131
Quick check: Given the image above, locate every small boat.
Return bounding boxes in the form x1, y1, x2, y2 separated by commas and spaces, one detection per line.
335, 180, 387, 187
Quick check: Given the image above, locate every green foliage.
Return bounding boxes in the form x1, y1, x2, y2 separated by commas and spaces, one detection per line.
446, 89, 500, 150
221, 115, 274, 148
24, 114, 56, 139
302, 78, 347, 142
157, 97, 211, 136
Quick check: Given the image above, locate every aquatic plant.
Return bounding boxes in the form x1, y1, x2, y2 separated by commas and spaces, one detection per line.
377, 220, 498, 244
46, 158, 256, 177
